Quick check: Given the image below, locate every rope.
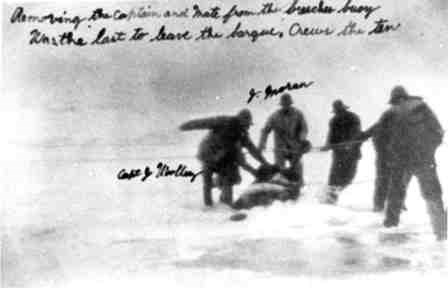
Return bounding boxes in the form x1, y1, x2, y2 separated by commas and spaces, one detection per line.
303, 178, 374, 188
22, 140, 447, 162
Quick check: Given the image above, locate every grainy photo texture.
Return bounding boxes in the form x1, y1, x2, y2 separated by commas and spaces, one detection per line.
2, 0, 448, 287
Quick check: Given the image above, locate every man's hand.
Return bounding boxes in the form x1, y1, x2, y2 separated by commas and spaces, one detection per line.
300, 140, 312, 154
245, 165, 257, 177
320, 145, 331, 152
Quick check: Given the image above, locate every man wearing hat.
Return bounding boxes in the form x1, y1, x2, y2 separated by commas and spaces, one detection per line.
376, 86, 445, 240
180, 109, 268, 207
361, 86, 410, 212
360, 85, 445, 240
258, 93, 310, 195
321, 100, 362, 204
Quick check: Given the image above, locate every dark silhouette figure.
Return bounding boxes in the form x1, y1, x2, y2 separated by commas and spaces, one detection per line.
362, 105, 411, 212
180, 109, 268, 207
364, 86, 445, 241
321, 100, 362, 204
259, 93, 309, 189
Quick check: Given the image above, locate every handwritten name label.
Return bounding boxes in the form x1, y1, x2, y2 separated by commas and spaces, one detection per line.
8, 0, 402, 47
248, 81, 314, 103
117, 162, 203, 183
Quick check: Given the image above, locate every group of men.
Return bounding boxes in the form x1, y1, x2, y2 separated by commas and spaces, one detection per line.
180, 85, 446, 241
180, 93, 309, 206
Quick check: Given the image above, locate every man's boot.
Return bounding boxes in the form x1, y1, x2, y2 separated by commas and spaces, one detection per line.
426, 201, 447, 241
322, 186, 339, 204
203, 170, 213, 206
220, 186, 233, 206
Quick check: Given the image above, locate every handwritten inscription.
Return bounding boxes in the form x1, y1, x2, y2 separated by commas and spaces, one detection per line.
9, 0, 402, 47
285, 0, 335, 15
248, 81, 315, 104
29, 28, 87, 46
226, 22, 283, 42
117, 162, 203, 183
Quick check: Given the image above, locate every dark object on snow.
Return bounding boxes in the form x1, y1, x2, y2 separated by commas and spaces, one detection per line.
230, 212, 248, 222
232, 164, 301, 210
180, 109, 267, 207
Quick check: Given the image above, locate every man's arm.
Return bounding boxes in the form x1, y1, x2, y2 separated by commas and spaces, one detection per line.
424, 105, 443, 134
421, 103, 444, 144
352, 114, 362, 136
237, 152, 258, 176
258, 115, 274, 150
179, 116, 230, 131
357, 109, 394, 141
243, 134, 269, 166
298, 110, 308, 141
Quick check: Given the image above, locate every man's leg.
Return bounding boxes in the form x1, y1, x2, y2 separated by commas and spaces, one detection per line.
415, 164, 446, 241
324, 153, 344, 204
218, 160, 240, 206
220, 185, 234, 206
373, 158, 390, 211
384, 166, 410, 227
289, 155, 303, 200
341, 154, 360, 189
274, 150, 286, 169
401, 170, 412, 211
202, 167, 213, 206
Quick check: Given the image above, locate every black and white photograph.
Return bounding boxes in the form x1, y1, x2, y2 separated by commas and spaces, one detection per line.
1, 0, 447, 287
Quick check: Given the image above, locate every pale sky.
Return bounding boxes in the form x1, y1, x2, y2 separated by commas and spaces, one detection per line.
3, 0, 448, 152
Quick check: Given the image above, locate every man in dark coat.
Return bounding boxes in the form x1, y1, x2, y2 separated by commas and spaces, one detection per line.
180, 109, 268, 207
380, 86, 445, 240
321, 100, 362, 204
258, 93, 309, 187
361, 105, 411, 212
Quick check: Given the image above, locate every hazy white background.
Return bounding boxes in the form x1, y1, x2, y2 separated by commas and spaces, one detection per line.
1, 0, 448, 287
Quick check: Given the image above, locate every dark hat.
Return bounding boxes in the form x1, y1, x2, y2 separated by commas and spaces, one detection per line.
332, 99, 349, 112
280, 93, 293, 107
389, 85, 409, 104
237, 109, 253, 126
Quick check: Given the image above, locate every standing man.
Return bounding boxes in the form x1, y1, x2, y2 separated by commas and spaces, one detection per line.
361, 104, 410, 212
320, 100, 362, 204
380, 86, 445, 240
180, 109, 268, 207
258, 93, 309, 194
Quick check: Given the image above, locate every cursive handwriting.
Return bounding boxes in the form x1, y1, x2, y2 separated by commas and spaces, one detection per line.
192, 2, 281, 24
289, 22, 335, 37
337, 0, 381, 19
29, 28, 87, 46
12, 0, 400, 47
368, 18, 401, 35
248, 81, 314, 103
150, 25, 192, 42
285, 0, 335, 16
10, 6, 86, 30
91, 27, 126, 45
226, 22, 283, 42
117, 162, 202, 183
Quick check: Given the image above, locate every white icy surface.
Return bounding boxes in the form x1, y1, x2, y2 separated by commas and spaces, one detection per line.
2, 144, 447, 287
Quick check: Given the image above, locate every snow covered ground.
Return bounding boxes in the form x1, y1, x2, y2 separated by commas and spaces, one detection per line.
2, 143, 447, 287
